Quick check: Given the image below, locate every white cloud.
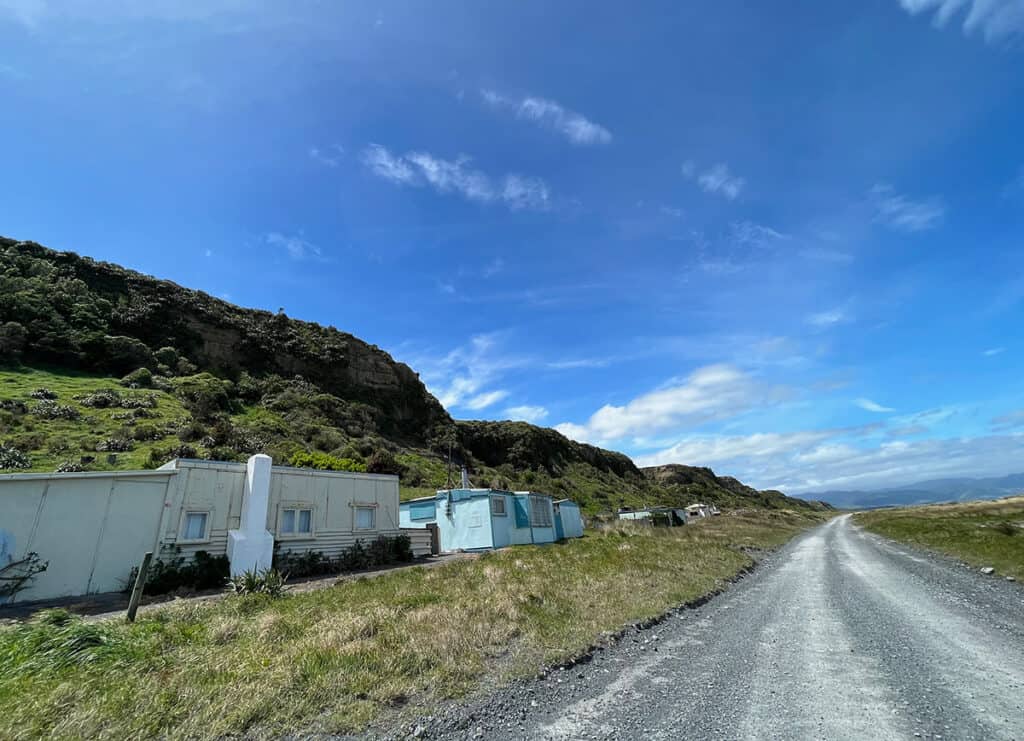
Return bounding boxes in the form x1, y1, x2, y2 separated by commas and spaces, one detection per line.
634, 430, 835, 468
463, 390, 510, 411
807, 308, 849, 327
309, 144, 344, 167
855, 398, 895, 413
554, 364, 776, 444
983, 347, 1005, 356
362, 143, 417, 184
407, 333, 525, 413
730, 221, 786, 246
634, 426, 1024, 493
504, 405, 549, 423
264, 232, 320, 260
361, 144, 551, 211
481, 89, 611, 145
546, 358, 611, 370
897, 0, 1024, 43
204, 249, 213, 258
870, 184, 945, 232
683, 162, 746, 200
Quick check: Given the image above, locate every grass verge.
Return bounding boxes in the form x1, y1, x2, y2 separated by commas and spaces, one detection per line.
0, 509, 826, 739
854, 496, 1024, 580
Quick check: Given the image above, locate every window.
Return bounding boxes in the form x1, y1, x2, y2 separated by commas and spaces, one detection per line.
355, 506, 375, 530
181, 511, 209, 541
490, 495, 507, 516
279, 506, 313, 537
529, 496, 553, 528
409, 501, 435, 521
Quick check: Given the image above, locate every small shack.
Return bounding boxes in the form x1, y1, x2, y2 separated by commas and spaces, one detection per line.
618, 506, 688, 527
400, 488, 584, 553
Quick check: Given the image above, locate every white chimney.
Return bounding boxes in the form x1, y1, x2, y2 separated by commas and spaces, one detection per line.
461, 466, 470, 489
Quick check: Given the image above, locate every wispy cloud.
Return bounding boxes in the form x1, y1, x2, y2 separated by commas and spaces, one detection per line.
634, 430, 836, 469
992, 409, 1024, 431
406, 333, 526, 413
264, 232, 321, 260
361, 144, 551, 211
807, 308, 850, 327
730, 221, 786, 247
463, 389, 509, 411
308, 144, 344, 167
897, 0, 1024, 43
983, 347, 1006, 356
870, 184, 945, 232
504, 405, 549, 423
481, 258, 505, 278
683, 161, 746, 200
481, 89, 611, 146
855, 397, 895, 413
555, 364, 781, 445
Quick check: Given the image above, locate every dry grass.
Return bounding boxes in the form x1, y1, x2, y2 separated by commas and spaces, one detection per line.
855, 496, 1024, 580
0, 509, 826, 739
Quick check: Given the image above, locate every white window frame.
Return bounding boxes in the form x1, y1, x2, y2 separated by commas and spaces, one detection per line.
277, 503, 315, 540
529, 495, 553, 528
354, 504, 377, 531
178, 508, 212, 544
490, 495, 507, 517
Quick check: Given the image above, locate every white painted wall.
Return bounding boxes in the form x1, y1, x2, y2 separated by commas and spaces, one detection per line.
0, 470, 174, 603
0, 457, 402, 603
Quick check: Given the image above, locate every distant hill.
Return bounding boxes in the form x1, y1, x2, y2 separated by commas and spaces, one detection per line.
644, 464, 833, 511
0, 236, 827, 514
805, 473, 1024, 509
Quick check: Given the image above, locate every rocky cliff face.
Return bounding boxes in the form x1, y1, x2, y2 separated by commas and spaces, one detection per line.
0, 238, 450, 441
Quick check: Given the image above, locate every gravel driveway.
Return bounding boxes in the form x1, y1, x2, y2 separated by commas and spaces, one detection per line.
381, 514, 1024, 740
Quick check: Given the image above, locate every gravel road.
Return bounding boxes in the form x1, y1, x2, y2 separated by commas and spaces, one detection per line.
391, 514, 1024, 741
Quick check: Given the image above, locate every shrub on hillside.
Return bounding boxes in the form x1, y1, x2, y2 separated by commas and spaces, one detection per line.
29, 400, 81, 420
29, 388, 57, 400
365, 449, 403, 476
121, 367, 153, 388
288, 450, 367, 472
0, 442, 30, 470
95, 437, 133, 453
77, 389, 121, 408
0, 321, 27, 361
172, 373, 233, 420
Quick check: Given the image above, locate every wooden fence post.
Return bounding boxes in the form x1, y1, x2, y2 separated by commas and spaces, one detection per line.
126, 551, 153, 623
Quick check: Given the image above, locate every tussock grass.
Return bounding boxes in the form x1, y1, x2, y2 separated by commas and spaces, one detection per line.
855, 496, 1024, 579
0, 510, 825, 739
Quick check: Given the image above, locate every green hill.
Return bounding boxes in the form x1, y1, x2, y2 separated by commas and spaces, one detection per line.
0, 236, 828, 514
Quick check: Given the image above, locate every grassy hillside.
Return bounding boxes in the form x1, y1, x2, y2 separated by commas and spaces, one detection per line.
854, 497, 1024, 580
0, 510, 827, 739
0, 237, 827, 513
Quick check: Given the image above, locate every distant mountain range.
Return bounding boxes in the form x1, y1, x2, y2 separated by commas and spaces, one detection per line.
806, 473, 1024, 509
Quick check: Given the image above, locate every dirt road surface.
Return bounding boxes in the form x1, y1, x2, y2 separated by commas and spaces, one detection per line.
406, 514, 1024, 740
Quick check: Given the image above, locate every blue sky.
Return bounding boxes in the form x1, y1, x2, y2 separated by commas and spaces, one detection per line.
2, 0, 1023, 493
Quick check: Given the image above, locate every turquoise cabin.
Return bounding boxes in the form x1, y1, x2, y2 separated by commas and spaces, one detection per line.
399, 489, 584, 553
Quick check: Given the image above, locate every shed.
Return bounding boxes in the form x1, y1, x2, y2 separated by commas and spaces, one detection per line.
400, 489, 583, 553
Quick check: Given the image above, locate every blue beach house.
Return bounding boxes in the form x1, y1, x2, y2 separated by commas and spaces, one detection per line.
400, 488, 584, 553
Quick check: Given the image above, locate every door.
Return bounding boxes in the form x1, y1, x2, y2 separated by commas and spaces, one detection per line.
554, 507, 565, 541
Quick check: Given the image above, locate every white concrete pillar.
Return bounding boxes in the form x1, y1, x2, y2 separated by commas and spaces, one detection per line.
227, 454, 275, 576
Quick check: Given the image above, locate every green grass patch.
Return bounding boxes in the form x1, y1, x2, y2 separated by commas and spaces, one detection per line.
855, 496, 1024, 579
0, 366, 190, 473
0, 510, 826, 739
